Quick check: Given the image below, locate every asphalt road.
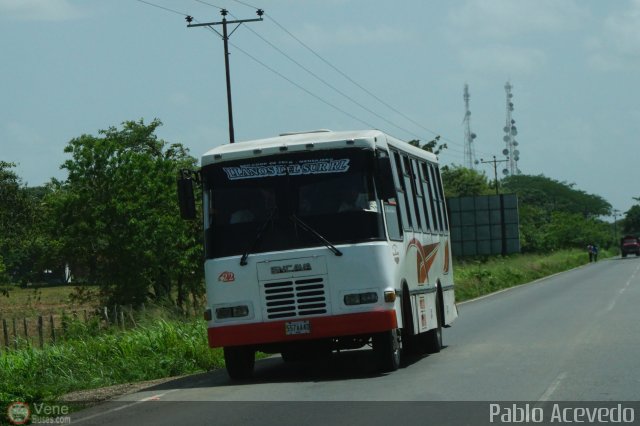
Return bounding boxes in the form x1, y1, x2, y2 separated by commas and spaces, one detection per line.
70, 256, 640, 425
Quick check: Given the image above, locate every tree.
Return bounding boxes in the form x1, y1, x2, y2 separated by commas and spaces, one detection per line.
502, 174, 611, 218
0, 162, 49, 284
441, 166, 492, 198
408, 136, 448, 156
500, 174, 612, 252
54, 119, 202, 306
622, 205, 640, 235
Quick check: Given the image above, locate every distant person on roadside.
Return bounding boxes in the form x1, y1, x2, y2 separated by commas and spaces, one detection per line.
591, 243, 599, 262
587, 244, 593, 262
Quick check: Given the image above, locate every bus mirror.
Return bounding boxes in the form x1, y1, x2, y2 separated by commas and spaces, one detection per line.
376, 156, 396, 200
177, 171, 197, 220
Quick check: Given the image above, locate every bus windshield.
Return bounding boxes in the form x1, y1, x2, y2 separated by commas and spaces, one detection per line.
202, 148, 385, 259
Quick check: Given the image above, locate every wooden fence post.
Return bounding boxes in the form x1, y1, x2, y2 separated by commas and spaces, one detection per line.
23, 318, 29, 347
83, 309, 88, 323
38, 316, 44, 348
2, 319, 8, 349
62, 313, 68, 337
12, 318, 17, 349
127, 305, 136, 328
103, 307, 109, 326
50, 314, 56, 343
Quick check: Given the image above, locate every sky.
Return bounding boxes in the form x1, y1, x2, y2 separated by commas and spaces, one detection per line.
1, 0, 639, 217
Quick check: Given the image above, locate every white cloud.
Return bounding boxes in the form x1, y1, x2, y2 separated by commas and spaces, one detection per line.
586, 0, 640, 71
294, 23, 412, 47
445, 0, 585, 75
458, 45, 547, 76
0, 0, 84, 21
448, 0, 587, 40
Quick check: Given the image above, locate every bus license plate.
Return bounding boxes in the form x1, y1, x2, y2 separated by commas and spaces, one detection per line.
285, 320, 311, 335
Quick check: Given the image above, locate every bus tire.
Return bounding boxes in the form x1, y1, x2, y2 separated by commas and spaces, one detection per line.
373, 329, 401, 372
224, 346, 255, 380
424, 296, 442, 354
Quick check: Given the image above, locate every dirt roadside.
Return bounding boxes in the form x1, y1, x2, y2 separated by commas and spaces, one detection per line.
59, 375, 191, 405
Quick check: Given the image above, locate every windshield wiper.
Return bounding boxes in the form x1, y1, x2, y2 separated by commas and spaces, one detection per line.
240, 208, 277, 266
291, 214, 343, 257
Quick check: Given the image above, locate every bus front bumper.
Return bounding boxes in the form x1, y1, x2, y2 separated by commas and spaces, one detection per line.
207, 310, 398, 348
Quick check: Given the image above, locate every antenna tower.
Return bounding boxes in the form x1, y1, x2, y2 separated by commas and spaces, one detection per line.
502, 81, 520, 175
463, 84, 477, 169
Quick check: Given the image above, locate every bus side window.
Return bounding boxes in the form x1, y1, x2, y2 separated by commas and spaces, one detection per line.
428, 163, 444, 232
416, 161, 433, 231
378, 150, 403, 240
433, 166, 449, 231
401, 155, 419, 230
421, 162, 439, 232
392, 151, 412, 231
411, 159, 428, 233
384, 200, 403, 240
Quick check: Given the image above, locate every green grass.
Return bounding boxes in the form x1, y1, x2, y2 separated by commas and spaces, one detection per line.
0, 318, 223, 407
453, 248, 610, 301
0, 285, 99, 319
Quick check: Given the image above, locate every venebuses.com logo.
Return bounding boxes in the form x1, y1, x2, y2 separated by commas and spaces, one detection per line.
6, 402, 30, 425
6, 401, 71, 425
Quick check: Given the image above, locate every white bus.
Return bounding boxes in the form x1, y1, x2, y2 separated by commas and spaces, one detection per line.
179, 129, 458, 379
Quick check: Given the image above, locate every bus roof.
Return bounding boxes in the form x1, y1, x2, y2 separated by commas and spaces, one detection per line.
201, 129, 438, 166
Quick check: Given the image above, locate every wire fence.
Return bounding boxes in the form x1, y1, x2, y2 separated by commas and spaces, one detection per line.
0, 304, 156, 353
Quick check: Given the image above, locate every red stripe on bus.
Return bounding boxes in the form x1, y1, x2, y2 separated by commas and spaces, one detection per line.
207, 310, 398, 348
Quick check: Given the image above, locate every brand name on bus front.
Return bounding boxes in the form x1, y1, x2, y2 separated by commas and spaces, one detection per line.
223, 159, 350, 180
271, 263, 312, 274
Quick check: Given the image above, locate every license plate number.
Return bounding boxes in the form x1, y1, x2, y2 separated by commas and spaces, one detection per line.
285, 320, 311, 335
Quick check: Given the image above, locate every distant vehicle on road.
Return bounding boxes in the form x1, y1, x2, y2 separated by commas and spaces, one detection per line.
620, 235, 640, 257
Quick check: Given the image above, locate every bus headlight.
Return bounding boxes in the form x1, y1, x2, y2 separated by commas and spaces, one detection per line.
204, 308, 213, 321
216, 305, 250, 319
344, 292, 378, 306
384, 291, 397, 303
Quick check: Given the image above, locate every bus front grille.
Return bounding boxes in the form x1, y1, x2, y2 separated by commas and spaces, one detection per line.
262, 277, 327, 319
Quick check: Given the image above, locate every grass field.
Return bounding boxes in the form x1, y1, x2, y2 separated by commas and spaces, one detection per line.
0, 285, 99, 319
454, 248, 607, 301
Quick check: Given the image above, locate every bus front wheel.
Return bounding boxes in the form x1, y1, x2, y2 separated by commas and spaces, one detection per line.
224, 346, 255, 380
373, 329, 401, 372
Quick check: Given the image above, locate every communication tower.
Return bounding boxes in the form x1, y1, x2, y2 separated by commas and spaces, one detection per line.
502, 81, 521, 175
463, 84, 478, 169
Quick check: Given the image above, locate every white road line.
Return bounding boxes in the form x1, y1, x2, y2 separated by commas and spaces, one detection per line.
72, 390, 177, 424
606, 263, 640, 312
538, 371, 567, 401
458, 263, 588, 306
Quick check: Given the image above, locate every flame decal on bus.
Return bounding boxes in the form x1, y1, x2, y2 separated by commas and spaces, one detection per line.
443, 239, 450, 275
407, 239, 439, 284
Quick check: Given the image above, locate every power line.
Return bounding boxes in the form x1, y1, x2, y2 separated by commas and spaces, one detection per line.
227, 40, 379, 130
230, 0, 260, 9
199, 2, 486, 154
134, 0, 190, 16
187, 8, 264, 144
239, 24, 429, 142
264, 14, 449, 139
135, 0, 487, 161
191, 4, 431, 141
194, 0, 224, 10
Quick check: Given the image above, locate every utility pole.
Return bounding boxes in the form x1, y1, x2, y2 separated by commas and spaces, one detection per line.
187, 9, 264, 144
480, 156, 509, 195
